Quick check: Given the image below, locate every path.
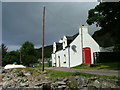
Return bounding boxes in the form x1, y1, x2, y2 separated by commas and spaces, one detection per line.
46, 67, 120, 77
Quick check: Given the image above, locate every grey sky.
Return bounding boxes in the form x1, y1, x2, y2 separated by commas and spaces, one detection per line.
2, 2, 99, 51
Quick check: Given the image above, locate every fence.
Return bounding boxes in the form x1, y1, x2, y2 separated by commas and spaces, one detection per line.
93, 52, 120, 63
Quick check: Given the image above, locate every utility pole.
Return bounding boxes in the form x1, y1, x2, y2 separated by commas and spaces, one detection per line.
42, 6, 45, 72
81, 25, 84, 64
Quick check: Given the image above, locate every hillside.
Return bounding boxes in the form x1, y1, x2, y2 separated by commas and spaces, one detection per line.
35, 45, 53, 59
92, 30, 115, 47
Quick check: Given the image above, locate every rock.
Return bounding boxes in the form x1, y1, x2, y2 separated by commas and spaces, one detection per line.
41, 71, 47, 74
20, 82, 29, 87
101, 79, 120, 88
24, 72, 31, 76
43, 83, 51, 89
81, 87, 89, 90
35, 83, 43, 86
63, 78, 69, 82
93, 80, 101, 88
89, 77, 98, 80
2, 80, 15, 88
0, 82, 2, 87
57, 85, 66, 89
0, 75, 4, 82
77, 77, 88, 88
75, 76, 79, 80
55, 81, 66, 85
58, 85, 67, 89
57, 77, 64, 81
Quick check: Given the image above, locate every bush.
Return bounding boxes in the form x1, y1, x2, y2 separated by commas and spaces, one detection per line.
17, 72, 25, 77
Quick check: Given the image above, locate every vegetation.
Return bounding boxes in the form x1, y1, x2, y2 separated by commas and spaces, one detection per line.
36, 45, 52, 59
2, 50, 20, 66
2, 43, 8, 58
20, 41, 38, 66
87, 2, 120, 49
47, 70, 120, 80
13, 67, 120, 80
73, 62, 120, 70
1, 42, 52, 66
17, 72, 25, 77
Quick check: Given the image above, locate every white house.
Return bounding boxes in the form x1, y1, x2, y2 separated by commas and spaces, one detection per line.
52, 26, 100, 67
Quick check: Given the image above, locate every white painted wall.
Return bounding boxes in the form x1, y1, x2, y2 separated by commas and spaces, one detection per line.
55, 48, 70, 67
55, 50, 63, 67
79, 26, 100, 64
69, 35, 83, 67
53, 42, 56, 53
52, 53, 56, 67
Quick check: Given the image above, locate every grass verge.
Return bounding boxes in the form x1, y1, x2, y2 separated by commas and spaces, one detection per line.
47, 70, 120, 80
72, 62, 120, 70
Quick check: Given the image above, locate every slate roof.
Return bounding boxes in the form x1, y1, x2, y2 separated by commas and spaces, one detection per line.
66, 33, 79, 45
56, 43, 63, 51
55, 33, 79, 52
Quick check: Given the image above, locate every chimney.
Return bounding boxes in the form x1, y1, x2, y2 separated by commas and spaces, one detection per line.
53, 42, 56, 53
79, 26, 88, 35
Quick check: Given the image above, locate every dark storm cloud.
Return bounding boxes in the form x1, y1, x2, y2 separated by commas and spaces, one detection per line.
2, 2, 99, 51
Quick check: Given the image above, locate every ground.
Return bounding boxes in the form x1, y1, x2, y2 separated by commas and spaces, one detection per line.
0, 67, 120, 89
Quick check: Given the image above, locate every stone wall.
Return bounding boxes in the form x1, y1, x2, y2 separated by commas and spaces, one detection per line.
0, 69, 120, 89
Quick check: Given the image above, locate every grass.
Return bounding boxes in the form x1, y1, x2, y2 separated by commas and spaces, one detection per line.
13, 66, 120, 80
36, 63, 51, 68
47, 70, 120, 80
72, 62, 120, 70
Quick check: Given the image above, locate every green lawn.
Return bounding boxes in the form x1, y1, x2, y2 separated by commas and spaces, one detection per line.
47, 70, 120, 80
72, 62, 120, 70
14, 67, 120, 80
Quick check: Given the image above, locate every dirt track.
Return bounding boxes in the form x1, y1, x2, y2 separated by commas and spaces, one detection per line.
46, 67, 120, 77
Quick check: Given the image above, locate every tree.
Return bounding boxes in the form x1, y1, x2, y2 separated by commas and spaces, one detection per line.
2, 50, 20, 66
87, 2, 120, 46
20, 41, 37, 66
2, 43, 8, 58
113, 44, 120, 52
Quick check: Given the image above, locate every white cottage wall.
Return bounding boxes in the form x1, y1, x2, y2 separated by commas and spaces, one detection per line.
83, 34, 100, 64
55, 50, 64, 67
52, 53, 56, 67
69, 35, 83, 67
62, 48, 70, 67
53, 42, 56, 53
79, 26, 100, 64
55, 48, 70, 67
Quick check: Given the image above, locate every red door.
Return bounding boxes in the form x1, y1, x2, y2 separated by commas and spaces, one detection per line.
83, 47, 92, 64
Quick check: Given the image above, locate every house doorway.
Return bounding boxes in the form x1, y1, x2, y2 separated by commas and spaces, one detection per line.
58, 56, 60, 67
83, 47, 92, 64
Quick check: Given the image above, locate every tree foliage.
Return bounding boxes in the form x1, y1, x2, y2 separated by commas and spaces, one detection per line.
87, 2, 120, 46
2, 50, 20, 66
20, 41, 37, 66
2, 41, 52, 66
2, 43, 8, 58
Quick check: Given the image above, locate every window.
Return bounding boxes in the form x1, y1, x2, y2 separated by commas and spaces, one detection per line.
64, 54, 66, 63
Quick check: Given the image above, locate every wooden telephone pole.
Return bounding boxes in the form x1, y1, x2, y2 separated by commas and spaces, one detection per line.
42, 6, 45, 72
81, 25, 84, 64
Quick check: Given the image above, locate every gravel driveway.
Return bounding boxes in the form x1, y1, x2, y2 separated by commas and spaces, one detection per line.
46, 67, 120, 77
